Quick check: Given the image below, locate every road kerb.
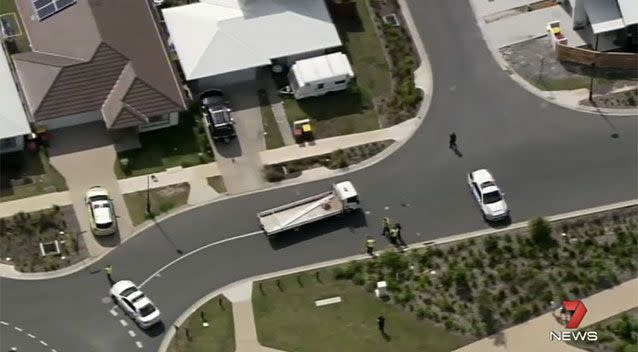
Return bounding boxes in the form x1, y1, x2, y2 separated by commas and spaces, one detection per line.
157, 198, 637, 352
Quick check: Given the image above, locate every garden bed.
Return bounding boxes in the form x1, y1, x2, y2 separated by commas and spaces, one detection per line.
328, 206, 638, 339
258, 89, 285, 150
122, 183, 190, 225
0, 205, 86, 272
569, 307, 638, 352
207, 176, 227, 194
263, 140, 393, 182
581, 88, 638, 109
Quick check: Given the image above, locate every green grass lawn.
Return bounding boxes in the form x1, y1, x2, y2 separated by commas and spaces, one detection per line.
114, 114, 213, 179
258, 90, 285, 149
167, 295, 235, 352
122, 183, 190, 225
0, 149, 67, 202
281, 0, 390, 139
1, 0, 31, 53
253, 269, 467, 352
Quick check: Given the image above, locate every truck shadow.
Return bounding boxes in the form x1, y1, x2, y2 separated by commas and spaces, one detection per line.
267, 209, 368, 250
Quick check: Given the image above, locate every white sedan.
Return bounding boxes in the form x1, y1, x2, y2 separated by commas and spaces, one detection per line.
110, 280, 161, 329
467, 169, 509, 221
85, 186, 116, 236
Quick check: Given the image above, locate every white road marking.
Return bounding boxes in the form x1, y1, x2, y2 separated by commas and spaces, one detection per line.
140, 230, 262, 287
40, 340, 48, 346
128, 330, 136, 337
110, 308, 118, 316
52, 349, 58, 352
384, 206, 389, 210
119, 319, 128, 327
0, 321, 8, 326
27, 333, 36, 338
14, 326, 22, 332
136, 341, 143, 348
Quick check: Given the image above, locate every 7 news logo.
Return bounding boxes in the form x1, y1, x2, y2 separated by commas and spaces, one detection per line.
550, 300, 599, 342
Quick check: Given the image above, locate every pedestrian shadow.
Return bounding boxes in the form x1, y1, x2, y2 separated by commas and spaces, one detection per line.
382, 332, 391, 341
450, 145, 463, 157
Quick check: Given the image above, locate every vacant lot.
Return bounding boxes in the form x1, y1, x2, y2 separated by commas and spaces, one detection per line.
123, 183, 190, 225
253, 270, 467, 352
167, 295, 235, 352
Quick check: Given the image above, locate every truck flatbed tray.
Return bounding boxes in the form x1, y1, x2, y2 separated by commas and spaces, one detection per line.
259, 194, 343, 234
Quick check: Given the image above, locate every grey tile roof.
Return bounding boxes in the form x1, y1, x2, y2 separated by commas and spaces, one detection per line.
13, 0, 187, 129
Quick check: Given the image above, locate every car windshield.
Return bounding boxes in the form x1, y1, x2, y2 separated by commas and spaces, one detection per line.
480, 181, 496, 189
483, 191, 502, 204
121, 287, 137, 297
96, 221, 113, 229
90, 195, 109, 202
139, 304, 157, 317
131, 293, 146, 303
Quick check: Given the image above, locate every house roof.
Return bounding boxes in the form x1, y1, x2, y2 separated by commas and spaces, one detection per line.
292, 53, 354, 86
162, 0, 342, 81
583, 0, 626, 34
0, 46, 31, 140
13, 0, 187, 128
617, 0, 638, 26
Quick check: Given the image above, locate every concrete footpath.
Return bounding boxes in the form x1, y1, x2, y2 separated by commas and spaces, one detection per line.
455, 278, 638, 352
0, 191, 72, 218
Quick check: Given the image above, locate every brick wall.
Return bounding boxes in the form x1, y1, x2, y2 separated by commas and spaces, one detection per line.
555, 44, 638, 69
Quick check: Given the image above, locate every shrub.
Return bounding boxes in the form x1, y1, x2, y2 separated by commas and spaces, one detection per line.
529, 217, 555, 247
119, 158, 130, 173
512, 305, 533, 323
158, 202, 174, 213
379, 250, 409, 273
263, 165, 285, 182
329, 149, 349, 169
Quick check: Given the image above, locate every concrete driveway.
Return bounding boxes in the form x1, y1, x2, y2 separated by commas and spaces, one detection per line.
47, 121, 134, 257
211, 83, 267, 194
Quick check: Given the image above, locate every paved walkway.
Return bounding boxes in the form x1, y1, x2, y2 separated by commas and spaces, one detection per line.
265, 78, 296, 146
224, 282, 286, 352
455, 278, 638, 352
0, 191, 71, 218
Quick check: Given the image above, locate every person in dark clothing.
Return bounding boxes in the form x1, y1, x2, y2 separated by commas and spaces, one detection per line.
449, 133, 457, 149
394, 223, 405, 246
377, 315, 386, 334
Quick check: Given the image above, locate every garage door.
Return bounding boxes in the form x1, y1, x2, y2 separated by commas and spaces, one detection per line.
195, 67, 258, 92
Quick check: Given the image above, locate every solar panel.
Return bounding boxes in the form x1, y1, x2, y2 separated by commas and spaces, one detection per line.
33, 0, 77, 21
55, 0, 76, 10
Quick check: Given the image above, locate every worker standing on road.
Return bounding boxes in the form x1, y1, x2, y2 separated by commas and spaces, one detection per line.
365, 237, 376, 256
449, 132, 457, 149
389, 227, 399, 245
395, 223, 404, 246
105, 265, 113, 284
382, 217, 391, 237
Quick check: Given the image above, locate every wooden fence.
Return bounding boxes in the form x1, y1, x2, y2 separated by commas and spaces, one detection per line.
555, 44, 638, 69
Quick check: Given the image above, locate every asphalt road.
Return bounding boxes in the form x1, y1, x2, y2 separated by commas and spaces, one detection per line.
1, 1, 636, 351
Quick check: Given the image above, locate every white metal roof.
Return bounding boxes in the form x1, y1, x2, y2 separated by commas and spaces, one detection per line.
162, 0, 342, 80
291, 52, 354, 86
0, 50, 30, 140
584, 0, 626, 34
617, 0, 638, 26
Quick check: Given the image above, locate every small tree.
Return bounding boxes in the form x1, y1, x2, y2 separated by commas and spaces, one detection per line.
529, 217, 555, 248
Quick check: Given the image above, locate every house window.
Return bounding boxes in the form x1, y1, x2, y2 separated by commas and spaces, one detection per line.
317, 83, 324, 89
334, 80, 346, 85
148, 115, 168, 123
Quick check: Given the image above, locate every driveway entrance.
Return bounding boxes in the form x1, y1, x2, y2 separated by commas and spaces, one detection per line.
211, 82, 267, 194
47, 122, 134, 257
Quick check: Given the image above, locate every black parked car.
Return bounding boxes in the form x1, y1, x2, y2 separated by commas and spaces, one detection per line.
199, 90, 236, 143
